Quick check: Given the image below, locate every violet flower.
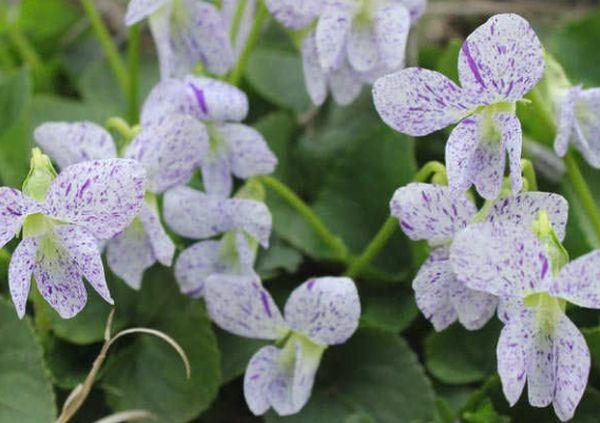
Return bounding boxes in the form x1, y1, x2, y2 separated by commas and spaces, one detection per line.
374, 14, 545, 199
450, 217, 597, 421
163, 185, 272, 297
125, 0, 235, 78
204, 273, 360, 415
34, 114, 208, 289
391, 182, 568, 331
141, 75, 277, 197
0, 150, 145, 318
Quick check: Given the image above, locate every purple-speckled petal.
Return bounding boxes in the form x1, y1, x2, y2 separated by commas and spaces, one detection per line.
33, 234, 87, 319
446, 112, 517, 200
56, 225, 113, 304
346, 24, 378, 73
552, 315, 590, 422
140, 79, 196, 126
8, 238, 38, 318
527, 328, 554, 407
44, 159, 146, 240
497, 297, 533, 325
125, 0, 170, 25
572, 88, 600, 167
221, 0, 256, 58
175, 241, 229, 298
412, 248, 457, 331
34, 122, 117, 168
328, 58, 363, 106
284, 277, 360, 345
244, 345, 280, 415
204, 273, 287, 340
201, 153, 233, 198
486, 192, 569, 241
184, 75, 249, 122
553, 87, 581, 158
449, 279, 498, 331
301, 32, 328, 106
497, 319, 531, 405
315, 0, 357, 71
148, 5, 191, 79
373, 68, 473, 136
220, 123, 278, 178
125, 114, 208, 193
497, 112, 523, 194
163, 186, 272, 245
264, 0, 321, 29
550, 250, 600, 309
139, 204, 174, 266
390, 182, 477, 245
458, 14, 544, 103
106, 219, 155, 290
373, 2, 410, 70
0, 188, 40, 248
450, 222, 551, 297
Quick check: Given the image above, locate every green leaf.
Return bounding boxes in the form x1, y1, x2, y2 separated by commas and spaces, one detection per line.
360, 287, 418, 333
17, 0, 78, 54
44, 336, 95, 389
101, 269, 221, 422
425, 321, 500, 385
256, 237, 303, 279
30, 94, 116, 126
0, 68, 30, 136
217, 329, 266, 384
267, 329, 436, 423
463, 399, 510, 423
582, 326, 600, 376
0, 296, 56, 422
245, 47, 311, 113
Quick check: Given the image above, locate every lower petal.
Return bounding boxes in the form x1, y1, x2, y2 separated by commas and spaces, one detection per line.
244, 345, 280, 415
449, 280, 498, 330
497, 321, 530, 406
496, 112, 523, 194
573, 88, 600, 167
553, 87, 581, 158
301, 32, 328, 106
446, 117, 480, 195
329, 59, 363, 106
220, 123, 278, 179
373, 2, 410, 70
527, 330, 554, 407
139, 204, 175, 266
9, 238, 38, 318
174, 241, 228, 297
346, 24, 378, 73
201, 155, 233, 198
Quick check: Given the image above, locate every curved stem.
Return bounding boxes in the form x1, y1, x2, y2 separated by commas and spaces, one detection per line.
227, 0, 269, 86
258, 176, 349, 261
127, 24, 141, 124
345, 217, 398, 278
413, 161, 447, 183
80, 0, 128, 95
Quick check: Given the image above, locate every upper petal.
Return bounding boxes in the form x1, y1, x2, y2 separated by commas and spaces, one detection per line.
552, 315, 590, 421
204, 273, 287, 340
315, 0, 357, 71
125, 0, 170, 25
138, 204, 175, 266
9, 238, 38, 318
125, 114, 208, 193
34, 122, 117, 169
572, 88, 600, 167
264, 0, 321, 29
458, 13, 544, 103
449, 278, 498, 331
390, 182, 477, 245
163, 186, 272, 245
140, 78, 196, 126
486, 192, 569, 241
450, 222, 551, 297
373, 2, 410, 70
550, 250, 600, 309
0, 188, 40, 248
33, 234, 87, 319
220, 123, 278, 179
284, 276, 360, 345
373, 68, 472, 136
553, 87, 581, 158
44, 159, 146, 240
56, 225, 113, 305
184, 75, 249, 122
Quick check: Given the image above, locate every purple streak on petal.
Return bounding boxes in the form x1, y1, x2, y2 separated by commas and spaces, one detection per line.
188, 83, 209, 115
462, 41, 487, 90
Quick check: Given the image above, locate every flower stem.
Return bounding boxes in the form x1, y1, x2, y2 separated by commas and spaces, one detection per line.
80, 0, 129, 95
127, 24, 141, 124
258, 175, 350, 261
563, 152, 600, 241
345, 217, 398, 278
227, 0, 269, 86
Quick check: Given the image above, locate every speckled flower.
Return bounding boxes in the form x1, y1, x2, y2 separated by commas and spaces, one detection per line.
141, 75, 277, 197
374, 14, 545, 199
0, 150, 145, 318
204, 273, 360, 415
450, 217, 599, 421
163, 185, 272, 297
34, 114, 208, 289
125, 0, 235, 78
264, 0, 321, 30
391, 182, 568, 331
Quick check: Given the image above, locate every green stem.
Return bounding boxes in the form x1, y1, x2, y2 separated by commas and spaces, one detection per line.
230, 0, 248, 44
5, 23, 42, 71
227, 0, 269, 86
345, 217, 398, 278
564, 152, 600, 240
127, 24, 141, 124
521, 158, 538, 191
413, 161, 447, 183
80, 0, 128, 95
258, 176, 349, 261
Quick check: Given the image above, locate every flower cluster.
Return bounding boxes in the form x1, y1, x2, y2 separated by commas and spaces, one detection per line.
378, 13, 600, 421
265, 0, 426, 106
